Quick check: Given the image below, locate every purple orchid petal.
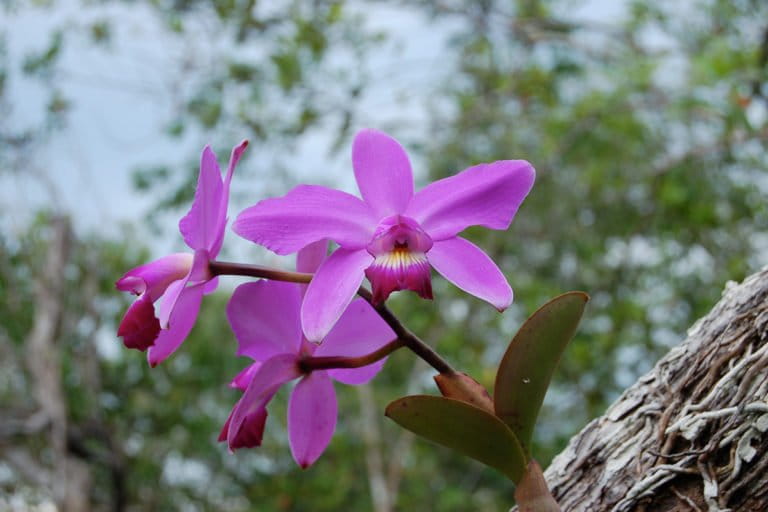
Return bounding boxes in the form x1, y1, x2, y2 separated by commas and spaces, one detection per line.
116, 253, 193, 301
233, 185, 377, 255
179, 146, 225, 252
157, 278, 187, 330
296, 239, 329, 274
227, 281, 303, 361
297, 240, 329, 298
314, 298, 394, 385
203, 276, 219, 295
428, 236, 513, 311
352, 129, 414, 218
363, 215, 434, 303
218, 401, 268, 450
117, 294, 161, 351
211, 140, 249, 257
208, 225, 227, 262
230, 362, 262, 390
405, 160, 535, 241
315, 298, 395, 357
146, 284, 205, 367
327, 360, 386, 386
288, 371, 338, 468
301, 248, 373, 343
157, 250, 210, 329
224, 139, 249, 188
227, 354, 301, 450
364, 250, 433, 304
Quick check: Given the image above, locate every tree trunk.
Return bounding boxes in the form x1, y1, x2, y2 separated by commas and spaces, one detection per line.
516, 267, 768, 512
24, 216, 93, 512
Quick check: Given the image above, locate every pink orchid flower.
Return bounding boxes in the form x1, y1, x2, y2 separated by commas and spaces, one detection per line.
219, 241, 395, 468
116, 140, 248, 366
233, 129, 535, 342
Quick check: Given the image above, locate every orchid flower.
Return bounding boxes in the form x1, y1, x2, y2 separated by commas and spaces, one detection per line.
219, 240, 395, 468
233, 129, 535, 342
116, 140, 248, 366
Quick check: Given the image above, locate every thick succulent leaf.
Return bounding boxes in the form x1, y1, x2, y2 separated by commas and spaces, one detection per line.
385, 395, 527, 483
494, 291, 589, 456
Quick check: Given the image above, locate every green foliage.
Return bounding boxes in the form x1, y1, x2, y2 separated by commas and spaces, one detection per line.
21, 30, 62, 77
132, 165, 170, 191
386, 395, 527, 482
494, 292, 588, 457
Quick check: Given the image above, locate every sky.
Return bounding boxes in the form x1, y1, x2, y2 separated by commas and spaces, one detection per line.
2, 0, 627, 252
2, 2, 457, 242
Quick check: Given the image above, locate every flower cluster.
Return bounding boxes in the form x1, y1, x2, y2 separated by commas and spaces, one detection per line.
116, 129, 535, 467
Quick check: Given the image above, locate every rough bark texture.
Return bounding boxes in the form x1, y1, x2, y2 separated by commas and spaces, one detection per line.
516, 267, 768, 511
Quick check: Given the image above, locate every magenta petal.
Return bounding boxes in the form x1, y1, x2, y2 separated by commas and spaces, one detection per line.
147, 284, 204, 367
327, 360, 386, 386
158, 250, 211, 328
224, 139, 249, 187
211, 140, 249, 257
364, 249, 433, 304
233, 185, 377, 255
203, 276, 219, 295
116, 253, 193, 301
227, 281, 302, 361
218, 402, 268, 450
179, 146, 225, 252
405, 160, 535, 241
428, 237, 513, 311
288, 371, 338, 468
117, 294, 160, 351
157, 278, 187, 329
230, 362, 262, 390
208, 224, 227, 262
352, 129, 414, 218
301, 248, 373, 343
227, 354, 301, 449
315, 298, 394, 385
315, 298, 394, 357
296, 239, 329, 274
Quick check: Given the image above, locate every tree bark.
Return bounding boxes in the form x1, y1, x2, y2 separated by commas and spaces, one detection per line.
513, 266, 768, 512
23, 216, 93, 512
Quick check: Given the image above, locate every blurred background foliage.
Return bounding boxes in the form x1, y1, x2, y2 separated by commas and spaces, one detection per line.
1, 0, 767, 510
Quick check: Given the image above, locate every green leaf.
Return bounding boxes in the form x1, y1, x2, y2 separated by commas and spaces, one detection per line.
386, 395, 527, 483
494, 291, 589, 456
22, 31, 63, 77
271, 51, 302, 91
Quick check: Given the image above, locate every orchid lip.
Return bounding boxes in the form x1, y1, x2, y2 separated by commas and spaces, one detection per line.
364, 215, 433, 304
366, 214, 432, 256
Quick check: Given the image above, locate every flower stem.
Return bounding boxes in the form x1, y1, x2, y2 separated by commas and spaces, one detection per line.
209, 261, 313, 284
209, 260, 456, 374
355, 287, 455, 374
299, 338, 405, 372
